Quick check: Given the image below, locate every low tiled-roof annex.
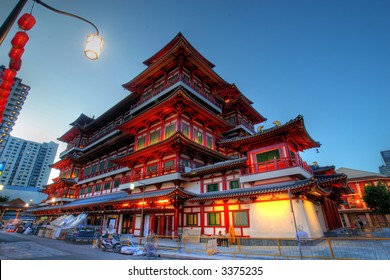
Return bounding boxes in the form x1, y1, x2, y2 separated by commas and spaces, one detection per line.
220, 115, 320, 151
182, 158, 247, 177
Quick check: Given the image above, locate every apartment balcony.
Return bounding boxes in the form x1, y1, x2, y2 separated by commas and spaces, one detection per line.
119, 164, 186, 190
240, 155, 313, 183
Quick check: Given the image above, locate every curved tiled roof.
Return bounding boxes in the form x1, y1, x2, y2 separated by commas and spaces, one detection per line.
188, 178, 316, 202
183, 158, 247, 177
220, 115, 320, 151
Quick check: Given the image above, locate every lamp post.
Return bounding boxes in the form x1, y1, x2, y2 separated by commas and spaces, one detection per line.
130, 181, 146, 245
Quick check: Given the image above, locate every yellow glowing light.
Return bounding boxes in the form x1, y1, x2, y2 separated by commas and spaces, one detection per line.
157, 199, 169, 203
84, 34, 104, 60
138, 201, 147, 205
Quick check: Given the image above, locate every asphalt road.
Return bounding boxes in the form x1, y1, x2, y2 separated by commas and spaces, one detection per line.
0, 229, 158, 260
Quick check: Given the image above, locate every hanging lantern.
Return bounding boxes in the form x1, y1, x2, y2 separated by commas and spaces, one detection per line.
17, 13, 36, 31
11, 31, 29, 48
1, 69, 17, 81
9, 59, 22, 72
0, 88, 10, 98
84, 34, 104, 60
9, 47, 25, 61
0, 80, 13, 91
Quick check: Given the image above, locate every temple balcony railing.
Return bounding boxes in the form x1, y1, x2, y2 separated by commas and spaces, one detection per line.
240, 155, 313, 183
118, 164, 186, 190
78, 165, 130, 185
129, 74, 223, 114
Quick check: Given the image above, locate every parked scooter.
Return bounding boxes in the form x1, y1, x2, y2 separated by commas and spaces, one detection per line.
98, 233, 121, 253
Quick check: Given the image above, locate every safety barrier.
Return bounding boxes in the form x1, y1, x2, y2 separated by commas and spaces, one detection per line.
141, 235, 390, 260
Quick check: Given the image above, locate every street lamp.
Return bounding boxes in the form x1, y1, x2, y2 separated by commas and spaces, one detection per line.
0, 0, 104, 60
130, 181, 146, 244
34, 0, 104, 60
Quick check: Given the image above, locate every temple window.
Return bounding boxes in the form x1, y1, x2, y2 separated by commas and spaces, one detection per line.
194, 128, 203, 145
256, 149, 280, 163
182, 122, 190, 137
95, 184, 101, 192
165, 124, 175, 139
206, 135, 213, 149
229, 180, 239, 189
87, 186, 93, 193
80, 188, 85, 195
99, 161, 106, 171
136, 136, 146, 150
84, 166, 91, 176
228, 116, 235, 125
149, 130, 160, 145
113, 180, 120, 188
207, 183, 219, 192
91, 164, 98, 174
208, 213, 221, 226
233, 211, 249, 226
147, 164, 158, 175
186, 213, 198, 226
163, 160, 175, 171
103, 182, 111, 190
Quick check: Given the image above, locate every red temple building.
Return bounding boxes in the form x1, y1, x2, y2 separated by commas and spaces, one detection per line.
33, 33, 351, 238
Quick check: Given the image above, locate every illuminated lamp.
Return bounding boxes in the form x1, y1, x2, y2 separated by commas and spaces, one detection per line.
11, 31, 29, 48
121, 203, 129, 207
9, 47, 24, 61
17, 13, 36, 31
157, 199, 169, 204
9, 58, 22, 71
1, 68, 17, 81
84, 34, 104, 60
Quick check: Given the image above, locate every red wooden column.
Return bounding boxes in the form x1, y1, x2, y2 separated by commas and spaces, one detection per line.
223, 199, 229, 231
200, 202, 205, 234
323, 198, 336, 230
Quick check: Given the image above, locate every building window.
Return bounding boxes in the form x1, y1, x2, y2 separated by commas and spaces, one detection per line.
113, 180, 120, 188
147, 164, 158, 175
182, 123, 190, 137
256, 149, 280, 163
150, 131, 160, 145
186, 213, 198, 226
137, 136, 146, 150
208, 213, 220, 226
99, 161, 106, 171
80, 188, 85, 195
230, 180, 239, 189
91, 164, 98, 174
95, 184, 101, 191
194, 129, 203, 144
84, 167, 91, 176
206, 135, 213, 149
87, 187, 93, 193
165, 124, 175, 139
163, 160, 175, 171
207, 183, 218, 192
233, 211, 249, 226
103, 182, 111, 190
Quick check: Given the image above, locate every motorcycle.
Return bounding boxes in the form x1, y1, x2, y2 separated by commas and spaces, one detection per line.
98, 233, 122, 253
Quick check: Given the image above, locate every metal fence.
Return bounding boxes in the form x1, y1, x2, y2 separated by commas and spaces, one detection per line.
132, 231, 390, 260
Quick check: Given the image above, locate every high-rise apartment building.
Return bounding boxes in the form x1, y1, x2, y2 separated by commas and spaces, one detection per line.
379, 150, 390, 177
0, 65, 30, 154
0, 136, 58, 188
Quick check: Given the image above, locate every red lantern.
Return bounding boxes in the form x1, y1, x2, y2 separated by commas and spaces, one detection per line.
1, 68, 17, 81
0, 88, 10, 99
11, 31, 29, 48
0, 80, 13, 91
9, 47, 25, 61
9, 59, 22, 72
17, 13, 36, 31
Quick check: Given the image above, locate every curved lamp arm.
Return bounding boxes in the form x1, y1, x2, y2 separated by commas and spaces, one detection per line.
34, 0, 100, 35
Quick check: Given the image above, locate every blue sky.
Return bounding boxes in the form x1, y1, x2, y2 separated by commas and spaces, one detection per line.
1, 0, 389, 176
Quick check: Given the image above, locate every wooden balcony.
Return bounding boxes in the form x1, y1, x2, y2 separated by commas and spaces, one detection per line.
120, 164, 185, 186
240, 155, 313, 183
